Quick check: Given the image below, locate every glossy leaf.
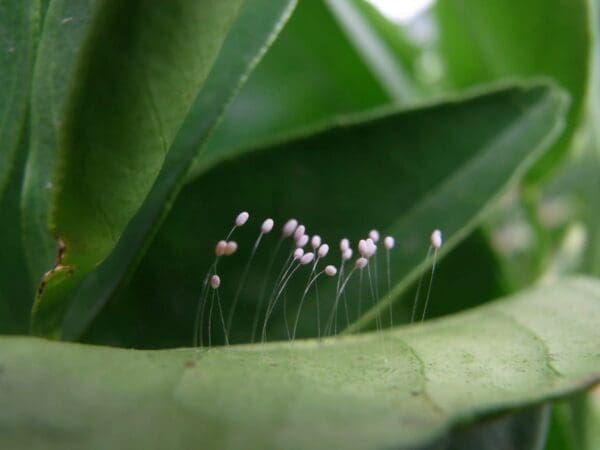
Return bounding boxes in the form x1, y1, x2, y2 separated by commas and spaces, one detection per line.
0, 133, 32, 334
385, 230, 507, 326
324, 0, 421, 101
2, 277, 600, 449
0, 0, 39, 198
22, 0, 257, 336
434, 0, 590, 177
82, 83, 567, 348
428, 405, 550, 450
61, 0, 298, 341
581, 0, 600, 276
189, 0, 390, 170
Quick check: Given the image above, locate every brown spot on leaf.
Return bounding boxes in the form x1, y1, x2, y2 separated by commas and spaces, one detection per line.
36, 238, 73, 298
37, 280, 46, 296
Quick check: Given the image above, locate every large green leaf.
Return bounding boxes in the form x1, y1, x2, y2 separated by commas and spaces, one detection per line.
434, 0, 590, 178
0, 0, 39, 199
325, 0, 426, 101
2, 277, 600, 449
188, 0, 390, 170
581, 0, 600, 276
547, 392, 600, 450
385, 230, 507, 326
22, 0, 281, 336
428, 405, 551, 450
0, 130, 32, 334
79, 82, 567, 348
60, 0, 298, 342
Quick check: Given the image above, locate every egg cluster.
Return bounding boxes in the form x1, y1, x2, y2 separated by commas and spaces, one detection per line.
193, 211, 442, 347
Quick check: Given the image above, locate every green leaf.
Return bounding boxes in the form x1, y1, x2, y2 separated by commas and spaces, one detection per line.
579, 0, 600, 276
386, 231, 507, 326
60, 0, 298, 341
325, 0, 425, 101
430, 405, 551, 450
0, 129, 32, 334
22, 0, 257, 336
189, 0, 390, 167
2, 277, 600, 449
546, 391, 600, 450
434, 0, 591, 178
587, 392, 600, 449
81, 82, 567, 348
348, 80, 569, 333
0, 0, 40, 198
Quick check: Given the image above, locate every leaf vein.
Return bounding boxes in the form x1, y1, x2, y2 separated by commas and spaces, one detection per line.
493, 309, 564, 379
393, 335, 446, 416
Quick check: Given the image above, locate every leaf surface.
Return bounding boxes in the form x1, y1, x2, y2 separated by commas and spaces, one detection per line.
434, 0, 590, 177
0, 0, 39, 198
188, 0, 390, 175
325, 0, 425, 101
61, 0, 298, 341
83, 82, 568, 347
22, 0, 274, 336
2, 277, 600, 449
0, 132, 32, 333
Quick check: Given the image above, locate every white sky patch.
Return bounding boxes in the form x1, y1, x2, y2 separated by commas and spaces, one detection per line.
366, 0, 435, 23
